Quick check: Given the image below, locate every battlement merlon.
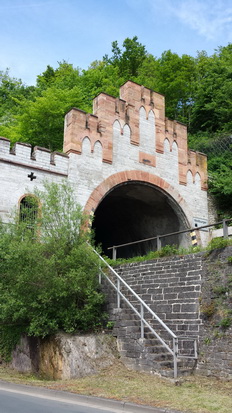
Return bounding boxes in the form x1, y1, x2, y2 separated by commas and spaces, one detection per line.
64, 108, 100, 154
120, 80, 165, 117
156, 118, 188, 154
0, 138, 69, 175
179, 149, 208, 190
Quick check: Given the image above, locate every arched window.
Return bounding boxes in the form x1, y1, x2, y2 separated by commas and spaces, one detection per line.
19, 195, 39, 228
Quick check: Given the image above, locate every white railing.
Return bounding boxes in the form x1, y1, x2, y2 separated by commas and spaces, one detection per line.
89, 244, 198, 379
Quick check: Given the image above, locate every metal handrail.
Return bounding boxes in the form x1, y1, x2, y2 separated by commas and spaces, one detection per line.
108, 218, 232, 259
88, 243, 198, 379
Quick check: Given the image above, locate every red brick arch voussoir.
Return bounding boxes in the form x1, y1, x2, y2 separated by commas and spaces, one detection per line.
84, 170, 192, 224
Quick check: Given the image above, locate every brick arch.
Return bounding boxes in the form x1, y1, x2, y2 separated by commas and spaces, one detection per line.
18, 193, 40, 223
84, 170, 192, 224
18, 193, 40, 208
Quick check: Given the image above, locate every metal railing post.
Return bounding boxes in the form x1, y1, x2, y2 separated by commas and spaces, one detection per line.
173, 337, 178, 379
140, 303, 144, 339
98, 264, 102, 284
223, 219, 229, 239
157, 236, 161, 251
117, 278, 120, 308
107, 218, 232, 257
113, 246, 117, 260
194, 339, 198, 359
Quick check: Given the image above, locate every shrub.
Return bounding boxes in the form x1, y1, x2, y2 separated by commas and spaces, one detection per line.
0, 181, 106, 361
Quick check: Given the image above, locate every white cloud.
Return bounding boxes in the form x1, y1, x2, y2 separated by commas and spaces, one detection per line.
174, 0, 232, 40
147, 0, 232, 41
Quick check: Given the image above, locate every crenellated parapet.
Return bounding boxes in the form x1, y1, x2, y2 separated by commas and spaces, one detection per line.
64, 81, 165, 163
0, 137, 69, 175
63, 81, 207, 191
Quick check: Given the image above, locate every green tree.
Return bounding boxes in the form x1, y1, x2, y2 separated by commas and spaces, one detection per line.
0, 181, 105, 356
191, 44, 232, 134
135, 50, 197, 127
104, 36, 147, 78
0, 69, 36, 130
80, 60, 124, 107
36, 61, 81, 91
1, 85, 88, 150
0, 62, 86, 150
207, 142, 232, 217
136, 54, 160, 90
36, 64, 56, 90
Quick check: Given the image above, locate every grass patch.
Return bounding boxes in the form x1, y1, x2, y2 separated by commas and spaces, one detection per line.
106, 245, 203, 266
105, 237, 232, 267
0, 362, 231, 413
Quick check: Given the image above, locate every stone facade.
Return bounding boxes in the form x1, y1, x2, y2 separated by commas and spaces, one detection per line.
0, 81, 209, 252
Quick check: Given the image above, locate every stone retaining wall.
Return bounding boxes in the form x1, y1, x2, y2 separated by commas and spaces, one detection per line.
196, 246, 232, 378
104, 248, 232, 378
10, 333, 119, 380
115, 254, 203, 336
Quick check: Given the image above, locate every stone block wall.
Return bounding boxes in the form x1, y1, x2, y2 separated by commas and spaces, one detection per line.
0, 137, 69, 223
196, 246, 232, 378
102, 248, 232, 378
114, 254, 203, 338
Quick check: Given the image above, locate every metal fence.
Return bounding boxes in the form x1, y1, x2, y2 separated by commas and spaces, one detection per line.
108, 218, 232, 260
195, 135, 232, 157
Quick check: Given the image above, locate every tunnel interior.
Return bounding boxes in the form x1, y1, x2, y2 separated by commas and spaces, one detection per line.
92, 182, 190, 259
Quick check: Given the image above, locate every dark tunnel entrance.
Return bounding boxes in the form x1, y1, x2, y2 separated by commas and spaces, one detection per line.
92, 182, 190, 259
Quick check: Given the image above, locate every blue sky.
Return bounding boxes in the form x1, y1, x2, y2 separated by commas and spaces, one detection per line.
0, 0, 231, 85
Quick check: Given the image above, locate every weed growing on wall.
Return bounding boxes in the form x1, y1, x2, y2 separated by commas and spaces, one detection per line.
200, 244, 232, 333
106, 244, 202, 266
0, 182, 106, 361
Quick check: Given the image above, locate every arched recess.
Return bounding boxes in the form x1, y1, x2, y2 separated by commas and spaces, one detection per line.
19, 194, 39, 229
85, 171, 192, 258
82, 136, 91, 154
93, 140, 103, 160
139, 106, 155, 153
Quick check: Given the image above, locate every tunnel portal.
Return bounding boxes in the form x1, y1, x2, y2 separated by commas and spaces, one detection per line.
92, 181, 190, 259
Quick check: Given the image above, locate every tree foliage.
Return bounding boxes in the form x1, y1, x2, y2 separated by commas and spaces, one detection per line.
137, 50, 196, 126
0, 182, 106, 348
191, 46, 232, 134
5, 86, 87, 150
208, 149, 232, 216
104, 36, 147, 78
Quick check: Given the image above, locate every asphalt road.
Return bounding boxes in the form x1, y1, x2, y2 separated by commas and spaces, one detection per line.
0, 388, 117, 413
0, 381, 168, 413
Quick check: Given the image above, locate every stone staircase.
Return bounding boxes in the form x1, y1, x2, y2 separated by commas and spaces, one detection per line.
101, 253, 203, 378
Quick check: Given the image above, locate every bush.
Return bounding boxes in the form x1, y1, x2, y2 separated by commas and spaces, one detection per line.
0, 182, 106, 360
